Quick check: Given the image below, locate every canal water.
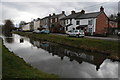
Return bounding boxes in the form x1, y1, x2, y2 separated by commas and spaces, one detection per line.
2, 34, 119, 78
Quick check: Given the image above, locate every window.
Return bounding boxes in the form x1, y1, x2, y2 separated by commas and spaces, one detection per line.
55, 18, 58, 22
88, 20, 92, 25
89, 28, 92, 32
76, 21, 80, 25
66, 20, 68, 24
70, 19, 72, 24
51, 19, 52, 23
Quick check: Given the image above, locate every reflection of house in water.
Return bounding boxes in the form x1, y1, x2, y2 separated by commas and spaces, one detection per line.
4, 33, 14, 43
20, 38, 24, 43
30, 39, 108, 71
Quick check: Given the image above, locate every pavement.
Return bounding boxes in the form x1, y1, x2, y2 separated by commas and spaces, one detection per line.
85, 36, 120, 41
50, 33, 120, 41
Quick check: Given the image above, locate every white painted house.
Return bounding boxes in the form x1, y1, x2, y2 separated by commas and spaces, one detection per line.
33, 18, 41, 30
61, 7, 109, 35
22, 23, 30, 31
62, 10, 98, 35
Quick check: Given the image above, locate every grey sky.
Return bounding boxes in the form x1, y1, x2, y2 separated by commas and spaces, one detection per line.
0, 0, 119, 25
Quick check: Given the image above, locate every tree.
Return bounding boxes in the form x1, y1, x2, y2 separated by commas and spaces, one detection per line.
2, 20, 14, 37
19, 21, 26, 30
3, 20, 14, 33
117, 13, 120, 27
109, 14, 117, 20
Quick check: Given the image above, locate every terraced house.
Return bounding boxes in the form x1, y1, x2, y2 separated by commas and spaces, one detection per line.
37, 11, 66, 33
20, 6, 109, 35
61, 6, 109, 35
33, 18, 41, 30
21, 22, 30, 31
49, 11, 66, 33
40, 16, 50, 30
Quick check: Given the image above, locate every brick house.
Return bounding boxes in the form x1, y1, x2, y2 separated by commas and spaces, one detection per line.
40, 16, 50, 30
49, 11, 66, 33
61, 6, 109, 35
108, 19, 118, 34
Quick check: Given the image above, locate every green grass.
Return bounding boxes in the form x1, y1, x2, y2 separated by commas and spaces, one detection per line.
1, 39, 59, 79
13, 31, 120, 61
0, 38, 2, 79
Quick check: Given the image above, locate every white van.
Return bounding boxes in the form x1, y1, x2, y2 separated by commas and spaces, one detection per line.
67, 30, 85, 38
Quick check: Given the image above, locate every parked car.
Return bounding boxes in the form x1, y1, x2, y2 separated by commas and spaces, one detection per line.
117, 31, 120, 36
67, 30, 85, 38
40, 29, 50, 34
33, 30, 41, 33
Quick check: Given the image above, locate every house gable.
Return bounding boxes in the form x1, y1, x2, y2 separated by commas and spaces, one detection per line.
95, 12, 109, 34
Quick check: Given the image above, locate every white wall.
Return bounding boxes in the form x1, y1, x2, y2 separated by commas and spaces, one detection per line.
22, 24, 30, 31
65, 18, 97, 34
66, 19, 76, 32
34, 20, 40, 30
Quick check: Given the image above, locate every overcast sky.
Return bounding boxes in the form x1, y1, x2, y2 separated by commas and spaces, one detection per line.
0, 0, 119, 26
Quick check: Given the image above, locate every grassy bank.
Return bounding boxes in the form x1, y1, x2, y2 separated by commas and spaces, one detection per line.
13, 31, 120, 61
2, 39, 59, 79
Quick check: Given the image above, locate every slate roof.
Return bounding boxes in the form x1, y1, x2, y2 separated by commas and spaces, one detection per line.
61, 12, 81, 20
61, 11, 101, 20
51, 14, 62, 18
76, 12, 101, 19
41, 13, 65, 19
41, 16, 50, 20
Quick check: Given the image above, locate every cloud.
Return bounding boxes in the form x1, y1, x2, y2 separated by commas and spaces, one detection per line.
0, 3, 2, 24
1, 2, 119, 25
1, 0, 120, 2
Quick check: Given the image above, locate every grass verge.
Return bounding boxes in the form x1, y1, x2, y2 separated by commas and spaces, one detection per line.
13, 31, 120, 61
1, 38, 59, 79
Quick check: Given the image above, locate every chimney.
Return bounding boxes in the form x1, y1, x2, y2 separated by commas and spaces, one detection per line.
81, 10, 85, 14
53, 13, 55, 16
37, 18, 40, 20
71, 10, 75, 14
62, 11, 65, 14
49, 14, 51, 17
100, 6, 104, 12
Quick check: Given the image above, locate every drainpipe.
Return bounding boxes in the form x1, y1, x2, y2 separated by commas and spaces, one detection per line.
107, 18, 109, 36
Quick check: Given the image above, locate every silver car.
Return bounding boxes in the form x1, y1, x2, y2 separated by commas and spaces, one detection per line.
67, 30, 85, 38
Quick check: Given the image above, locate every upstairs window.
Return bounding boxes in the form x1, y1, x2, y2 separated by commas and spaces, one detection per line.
55, 18, 58, 22
70, 19, 72, 24
66, 20, 68, 24
76, 21, 80, 25
51, 19, 52, 23
88, 20, 92, 25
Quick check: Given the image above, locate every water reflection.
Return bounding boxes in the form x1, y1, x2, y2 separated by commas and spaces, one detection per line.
29, 39, 108, 71
3, 34, 118, 78
4, 33, 14, 43
20, 38, 24, 43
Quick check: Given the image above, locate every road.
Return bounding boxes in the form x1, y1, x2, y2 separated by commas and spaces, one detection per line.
50, 33, 120, 41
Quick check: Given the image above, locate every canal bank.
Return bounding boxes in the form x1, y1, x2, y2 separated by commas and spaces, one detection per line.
1, 38, 59, 79
13, 31, 120, 61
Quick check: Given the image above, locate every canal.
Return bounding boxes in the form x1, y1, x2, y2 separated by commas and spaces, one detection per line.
2, 34, 119, 78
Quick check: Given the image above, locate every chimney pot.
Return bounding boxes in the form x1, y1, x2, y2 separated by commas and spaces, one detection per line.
71, 10, 75, 14
53, 13, 55, 15
81, 10, 85, 14
49, 14, 51, 16
62, 11, 65, 14
100, 6, 104, 12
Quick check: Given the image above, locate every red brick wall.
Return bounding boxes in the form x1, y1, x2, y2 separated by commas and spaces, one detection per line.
109, 21, 118, 28
96, 12, 108, 34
